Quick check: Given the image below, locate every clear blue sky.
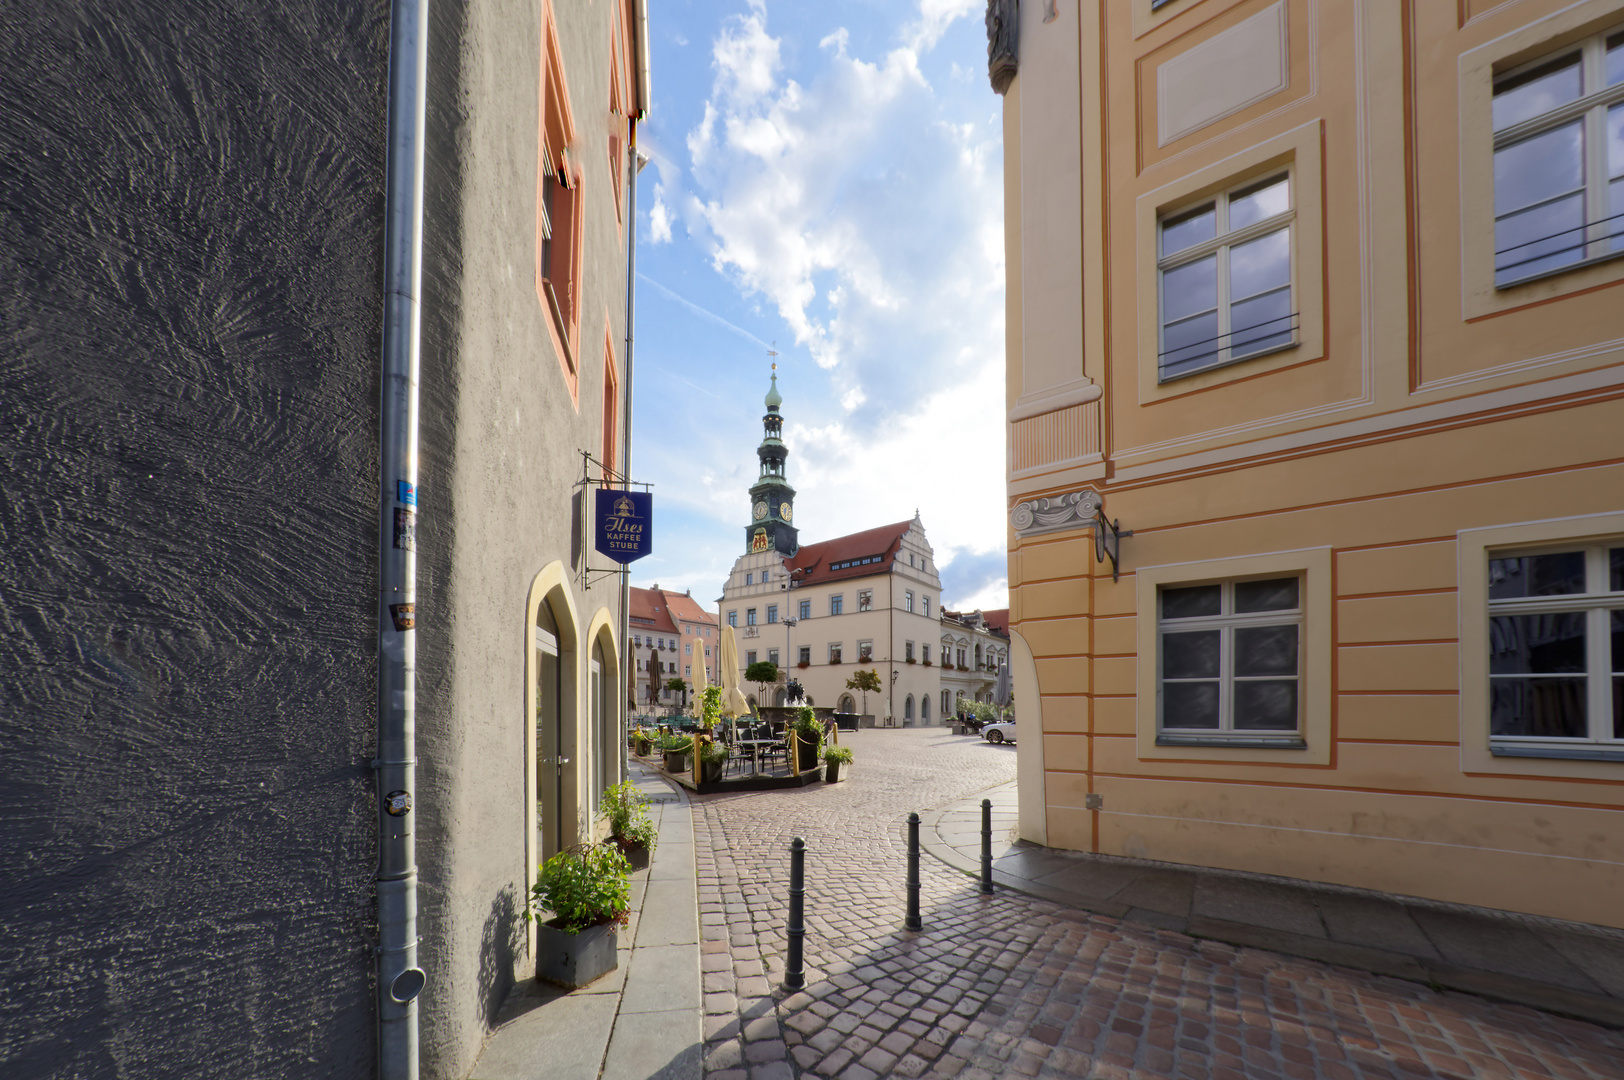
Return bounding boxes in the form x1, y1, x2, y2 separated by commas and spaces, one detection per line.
627, 0, 1008, 612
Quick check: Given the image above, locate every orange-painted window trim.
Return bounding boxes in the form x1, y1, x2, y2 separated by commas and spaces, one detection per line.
537, 0, 582, 405
601, 322, 620, 482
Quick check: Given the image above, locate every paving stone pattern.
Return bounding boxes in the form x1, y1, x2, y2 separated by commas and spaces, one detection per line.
693, 728, 1624, 1080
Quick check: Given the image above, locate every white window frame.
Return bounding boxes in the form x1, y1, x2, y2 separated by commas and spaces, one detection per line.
1156, 577, 1305, 745
1490, 25, 1624, 289
858, 589, 873, 611
798, 645, 811, 665
905, 590, 915, 613
858, 639, 873, 662
828, 643, 843, 664
768, 648, 779, 666
1157, 171, 1297, 382
726, 611, 737, 628
799, 599, 811, 619
746, 608, 757, 626
829, 594, 844, 616
767, 604, 778, 624
1484, 541, 1623, 758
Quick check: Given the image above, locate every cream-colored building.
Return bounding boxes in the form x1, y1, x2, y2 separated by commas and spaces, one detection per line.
939, 608, 1011, 715
719, 378, 945, 723
993, 0, 1624, 929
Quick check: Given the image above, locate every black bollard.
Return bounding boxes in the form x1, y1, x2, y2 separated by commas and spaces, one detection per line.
785, 837, 805, 989
980, 798, 994, 894
906, 813, 923, 931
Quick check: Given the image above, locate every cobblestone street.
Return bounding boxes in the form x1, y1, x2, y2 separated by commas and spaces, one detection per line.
693, 728, 1624, 1080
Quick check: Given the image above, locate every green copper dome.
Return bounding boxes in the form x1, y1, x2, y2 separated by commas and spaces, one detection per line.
765, 372, 782, 411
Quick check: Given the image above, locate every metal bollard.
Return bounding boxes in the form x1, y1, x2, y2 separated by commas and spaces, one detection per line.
785, 837, 805, 989
906, 813, 923, 931
980, 798, 994, 894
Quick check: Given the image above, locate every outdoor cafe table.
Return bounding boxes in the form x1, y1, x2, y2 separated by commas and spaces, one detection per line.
732, 738, 781, 776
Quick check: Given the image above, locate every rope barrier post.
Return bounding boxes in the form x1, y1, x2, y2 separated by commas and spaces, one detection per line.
785, 837, 805, 989
980, 798, 994, 895
906, 813, 923, 931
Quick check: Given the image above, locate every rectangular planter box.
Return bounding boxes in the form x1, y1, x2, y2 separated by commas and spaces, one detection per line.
535, 919, 618, 988
663, 751, 691, 773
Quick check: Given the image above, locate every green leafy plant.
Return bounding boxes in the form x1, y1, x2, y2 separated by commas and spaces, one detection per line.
655, 733, 693, 753
791, 706, 824, 748
699, 684, 722, 732
744, 660, 779, 707
844, 668, 882, 714
822, 744, 853, 765
699, 740, 731, 766
525, 843, 631, 933
599, 781, 657, 853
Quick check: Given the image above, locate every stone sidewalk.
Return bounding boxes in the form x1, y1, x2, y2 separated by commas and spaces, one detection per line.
469, 762, 702, 1080
923, 783, 1624, 1028
689, 727, 1624, 1080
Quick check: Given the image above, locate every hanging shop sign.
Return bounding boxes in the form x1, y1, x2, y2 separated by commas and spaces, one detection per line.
595, 489, 653, 564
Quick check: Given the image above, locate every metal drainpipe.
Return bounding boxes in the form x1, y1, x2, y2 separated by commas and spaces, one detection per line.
376, 0, 429, 1075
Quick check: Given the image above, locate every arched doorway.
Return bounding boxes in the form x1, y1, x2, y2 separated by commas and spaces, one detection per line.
941, 690, 951, 717
838, 693, 855, 714
535, 600, 564, 862
774, 687, 787, 707
904, 694, 914, 725
922, 696, 931, 724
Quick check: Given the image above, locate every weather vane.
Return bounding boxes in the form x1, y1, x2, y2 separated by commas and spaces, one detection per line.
768, 342, 778, 372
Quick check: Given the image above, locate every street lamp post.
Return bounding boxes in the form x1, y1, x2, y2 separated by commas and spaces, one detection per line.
782, 617, 798, 703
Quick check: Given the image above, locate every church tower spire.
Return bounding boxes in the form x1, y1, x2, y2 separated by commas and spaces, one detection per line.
745, 364, 799, 555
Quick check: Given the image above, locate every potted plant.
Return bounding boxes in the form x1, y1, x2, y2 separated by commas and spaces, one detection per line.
634, 727, 653, 756
698, 739, 730, 784
790, 707, 823, 773
657, 733, 693, 773
905, 656, 917, 664
525, 842, 631, 988
823, 743, 853, 783
599, 781, 657, 870
796, 660, 811, 669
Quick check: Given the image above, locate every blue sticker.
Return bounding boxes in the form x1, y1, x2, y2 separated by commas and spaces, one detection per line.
397, 481, 417, 507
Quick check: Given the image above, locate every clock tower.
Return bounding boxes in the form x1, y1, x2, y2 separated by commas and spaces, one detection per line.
745, 368, 799, 556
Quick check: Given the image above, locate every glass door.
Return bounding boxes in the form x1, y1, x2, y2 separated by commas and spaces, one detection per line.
535, 604, 562, 864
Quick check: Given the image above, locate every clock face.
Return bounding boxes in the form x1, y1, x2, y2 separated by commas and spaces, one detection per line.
753, 500, 768, 521
779, 502, 792, 522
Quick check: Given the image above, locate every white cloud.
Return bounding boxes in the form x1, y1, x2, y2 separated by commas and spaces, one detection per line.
648, 182, 673, 243
645, 0, 1008, 610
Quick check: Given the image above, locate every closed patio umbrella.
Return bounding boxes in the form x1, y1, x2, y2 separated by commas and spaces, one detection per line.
994, 661, 1012, 708
717, 625, 751, 741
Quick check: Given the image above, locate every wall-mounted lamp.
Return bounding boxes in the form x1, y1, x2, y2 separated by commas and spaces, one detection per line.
1094, 509, 1133, 583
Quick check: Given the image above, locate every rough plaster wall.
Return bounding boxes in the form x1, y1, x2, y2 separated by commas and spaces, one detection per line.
414, 0, 628, 1076
0, 2, 389, 1077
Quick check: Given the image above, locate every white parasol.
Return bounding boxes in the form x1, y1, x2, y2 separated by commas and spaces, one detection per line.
717, 625, 751, 740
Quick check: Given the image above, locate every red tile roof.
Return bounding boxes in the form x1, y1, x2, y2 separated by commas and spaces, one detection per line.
628, 586, 678, 634
663, 590, 716, 627
982, 609, 1010, 635
784, 520, 913, 587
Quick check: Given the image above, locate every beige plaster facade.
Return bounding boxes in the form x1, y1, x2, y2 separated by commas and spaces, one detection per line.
997, 0, 1624, 929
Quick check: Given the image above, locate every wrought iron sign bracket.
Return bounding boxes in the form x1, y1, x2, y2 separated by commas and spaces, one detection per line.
1093, 510, 1133, 583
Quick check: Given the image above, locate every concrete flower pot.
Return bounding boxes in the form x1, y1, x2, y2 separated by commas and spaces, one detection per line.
535, 919, 618, 988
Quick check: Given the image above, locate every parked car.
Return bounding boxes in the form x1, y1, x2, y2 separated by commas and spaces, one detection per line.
983, 719, 1016, 744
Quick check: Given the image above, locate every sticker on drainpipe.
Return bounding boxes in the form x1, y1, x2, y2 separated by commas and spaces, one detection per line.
397, 480, 416, 506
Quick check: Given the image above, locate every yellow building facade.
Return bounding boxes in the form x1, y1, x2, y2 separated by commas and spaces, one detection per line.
996, 0, 1624, 929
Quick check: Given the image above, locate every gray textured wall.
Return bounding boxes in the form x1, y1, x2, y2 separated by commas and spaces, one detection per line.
0, 2, 389, 1076
414, 0, 630, 1074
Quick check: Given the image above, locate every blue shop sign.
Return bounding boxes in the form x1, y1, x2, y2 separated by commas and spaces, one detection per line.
595, 489, 652, 564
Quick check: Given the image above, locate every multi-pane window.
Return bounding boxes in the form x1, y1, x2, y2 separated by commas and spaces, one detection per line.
829, 595, 844, 616
1159, 577, 1302, 739
858, 590, 873, 611
905, 591, 915, 613
798, 646, 811, 665
905, 641, 915, 661
828, 643, 843, 664
767, 604, 779, 624
727, 611, 737, 628
768, 649, 779, 665
746, 651, 757, 666
1158, 174, 1295, 381
799, 599, 811, 619
1492, 29, 1624, 287
1487, 545, 1623, 749
746, 608, 757, 626
922, 597, 930, 617
923, 645, 931, 664
858, 640, 874, 662
745, 572, 753, 585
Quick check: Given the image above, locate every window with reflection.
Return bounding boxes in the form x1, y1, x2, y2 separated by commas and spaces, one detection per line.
1158, 577, 1302, 741
1492, 28, 1624, 287
1157, 173, 1296, 381
535, 601, 562, 863
1487, 544, 1624, 748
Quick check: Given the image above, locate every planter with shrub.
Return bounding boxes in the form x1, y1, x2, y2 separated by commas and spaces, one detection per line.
699, 739, 730, 783
822, 743, 853, 783
599, 781, 657, 870
656, 733, 693, 774
790, 707, 823, 773
526, 842, 631, 987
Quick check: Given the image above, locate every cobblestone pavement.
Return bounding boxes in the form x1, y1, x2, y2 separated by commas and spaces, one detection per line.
693, 728, 1624, 1080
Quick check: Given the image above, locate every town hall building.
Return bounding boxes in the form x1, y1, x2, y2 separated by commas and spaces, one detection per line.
719, 373, 946, 724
